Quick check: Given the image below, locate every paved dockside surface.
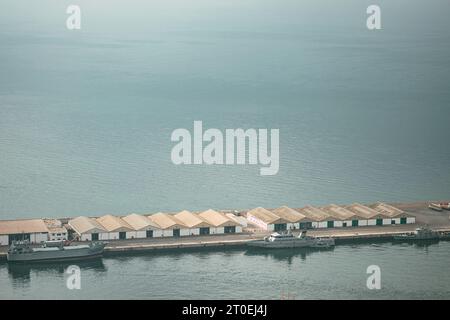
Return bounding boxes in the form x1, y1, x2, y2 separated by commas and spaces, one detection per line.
1, 201, 449, 260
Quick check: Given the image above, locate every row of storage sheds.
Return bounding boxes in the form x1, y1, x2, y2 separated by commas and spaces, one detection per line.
246, 203, 416, 231
0, 218, 70, 246
68, 209, 243, 241
0, 219, 49, 246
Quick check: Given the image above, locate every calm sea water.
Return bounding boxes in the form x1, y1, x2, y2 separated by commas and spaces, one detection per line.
1, 0, 450, 299
1, 242, 450, 299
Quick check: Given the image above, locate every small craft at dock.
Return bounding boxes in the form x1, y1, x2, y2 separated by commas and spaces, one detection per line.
7, 240, 106, 263
393, 227, 440, 241
247, 230, 335, 249
428, 203, 443, 212
439, 202, 450, 210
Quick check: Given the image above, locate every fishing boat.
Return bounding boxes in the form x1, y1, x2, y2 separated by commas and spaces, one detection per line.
247, 230, 335, 249
7, 240, 106, 263
439, 202, 450, 211
428, 203, 443, 212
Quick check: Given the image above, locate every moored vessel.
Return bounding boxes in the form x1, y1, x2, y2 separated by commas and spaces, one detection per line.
247, 230, 335, 249
428, 203, 443, 212
439, 202, 450, 210
393, 227, 440, 241
7, 240, 106, 262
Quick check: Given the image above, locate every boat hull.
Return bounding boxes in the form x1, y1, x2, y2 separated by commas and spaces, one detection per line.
7, 245, 105, 263
393, 235, 440, 241
247, 238, 334, 249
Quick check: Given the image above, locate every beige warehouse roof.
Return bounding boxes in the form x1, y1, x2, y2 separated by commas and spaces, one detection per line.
199, 209, 239, 227
122, 213, 160, 231
246, 207, 288, 224
174, 210, 211, 228
0, 219, 49, 235
297, 206, 332, 222
272, 206, 308, 222
44, 219, 67, 233
96, 215, 133, 232
371, 202, 409, 218
225, 213, 247, 227
148, 213, 187, 230
320, 204, 357, 220
68, 216, 107, 234
345, 203, 384, 219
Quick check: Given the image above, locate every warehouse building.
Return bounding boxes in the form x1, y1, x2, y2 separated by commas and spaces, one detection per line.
225, 213, 248, 228
174, 210, 212, 235
199, 209, 242, 234
149, 213, 189, 237
371, 202, 416, 225
246, 207, 291, 231
96, 215, 134, 240
44, 219, 68, 241
0, 219, 49, 246
271, 206, 312, 230
122, 213, 163, 238
345, 203, 387, 226
320, 204, 361, 227
297, 206, 334, 228
68, 216, 108, 241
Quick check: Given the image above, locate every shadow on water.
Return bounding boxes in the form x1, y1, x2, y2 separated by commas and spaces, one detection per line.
103, 245, 247, 260
6, 258, 106, 282
244, 247, 335, 264
391, 239, 440, 250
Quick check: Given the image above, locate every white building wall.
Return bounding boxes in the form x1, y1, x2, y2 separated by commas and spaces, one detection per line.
126, 231, 137, 239
99, 233, 109, 241
31, 233, 48, 243
180, 229, 190, 236
189, 228, 200, 236
367, 219, 376, 226
153, 230, 163, 237
234, 217, 248, 228
358, 220, 368, 226
407, 217, 415, 224
267, 224, 274, 231
0, 235, 8, 246
393, 218, 401, 224
162, 229, 173, 237
344, 220, 352, 227
236, 226, 242, 233
382, 219, 393, 225
334, 221, 343, 227
108, 232, 120, 240
81, 234, 92, 241
311, 222, 319, 228
49, 232, 68, 241
136, 231, 146, 238
210, 227, 225, 234
317, 222, 327, 228
247, 214, 269, 230
287, 223, 296, 230
217, 227, 225, 234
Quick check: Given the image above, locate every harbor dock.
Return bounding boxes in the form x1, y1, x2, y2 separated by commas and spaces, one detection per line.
0, 200, 449, 261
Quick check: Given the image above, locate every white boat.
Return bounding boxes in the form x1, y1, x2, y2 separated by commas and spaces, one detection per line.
247, 230, 335, 249
428, 203, 443, 212
439, 202, 450, 210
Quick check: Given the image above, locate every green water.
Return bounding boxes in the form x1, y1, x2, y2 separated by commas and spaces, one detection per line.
1, 0, 450, 299
1, 0, 450, 218
1, 242, 450, 299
